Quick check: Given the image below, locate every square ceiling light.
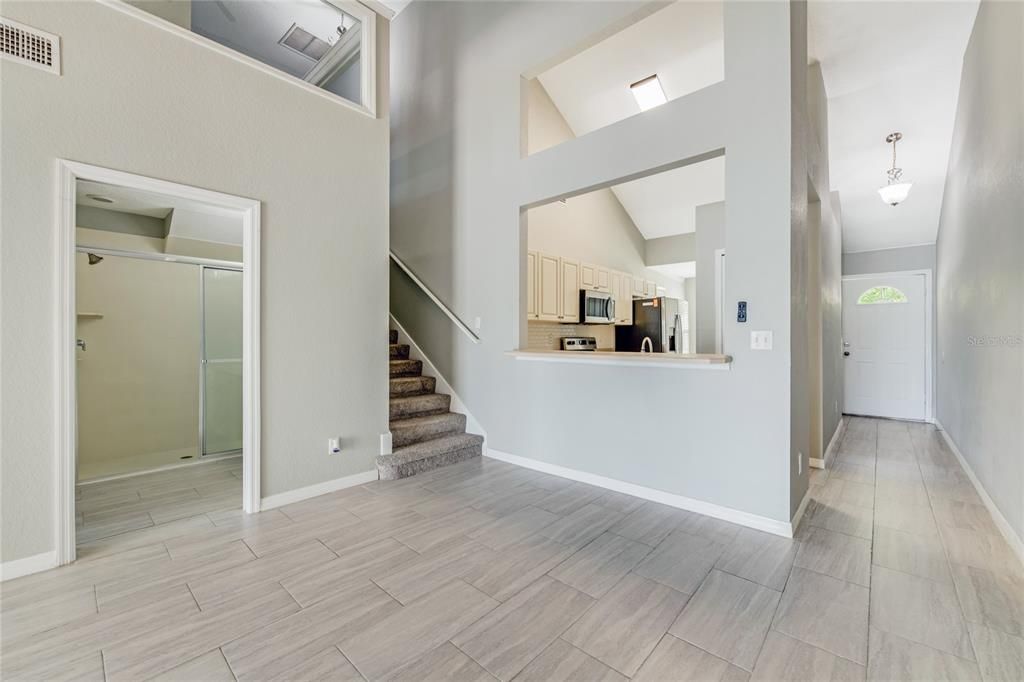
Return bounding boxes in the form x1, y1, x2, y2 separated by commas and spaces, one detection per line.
630, 74, 667, 111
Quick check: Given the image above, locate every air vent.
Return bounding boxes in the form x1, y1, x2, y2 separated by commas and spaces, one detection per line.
279, 23, 330, 62
1, 17, 60, 75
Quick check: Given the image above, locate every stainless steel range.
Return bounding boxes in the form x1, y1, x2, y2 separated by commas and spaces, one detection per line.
560, 336, 597, 351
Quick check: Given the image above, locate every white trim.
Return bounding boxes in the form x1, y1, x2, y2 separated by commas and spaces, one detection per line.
357, 0, 397, 20
714, 248, 726, 354
935, 422, 1024, 568
811, 416, 846, 469
98, 0, 377, 119
390, 315, 487, 439
56, 160, 261, 569
75, 245, 240, 270
790, 488, 812, 535
485, 448, 796, 538
77, 453, 241, 486
0, 551, 58, 582
390, 251, 480, 344
260, 469, 378, 510
509, 351, 731, 370
842, 269, 933, 422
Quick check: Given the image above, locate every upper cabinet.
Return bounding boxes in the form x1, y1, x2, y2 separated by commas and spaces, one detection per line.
526, 251, 538, 320
537, 252, 561, 321
612, 271, 633, 326
581, 263, 611, 293
561, 258, 580, 322
644, 280, 657, 297
632, 277, 646, 297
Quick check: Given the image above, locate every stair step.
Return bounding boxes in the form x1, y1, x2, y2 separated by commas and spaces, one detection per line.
389, 344, 410, 360
389, 329, 398, 344
390, 359, 422, 378
390, 393, 450, 420
390, 376, 436, 397
390, 412, 466, 448
377, 433, 484, 481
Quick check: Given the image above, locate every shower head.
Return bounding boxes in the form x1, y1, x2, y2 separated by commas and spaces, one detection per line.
87, 253, 104, 265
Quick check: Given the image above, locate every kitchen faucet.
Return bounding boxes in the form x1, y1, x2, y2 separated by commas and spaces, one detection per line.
641, 336, 653, 353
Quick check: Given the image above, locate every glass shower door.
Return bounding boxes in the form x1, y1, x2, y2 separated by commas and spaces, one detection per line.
202, 267, 243, 455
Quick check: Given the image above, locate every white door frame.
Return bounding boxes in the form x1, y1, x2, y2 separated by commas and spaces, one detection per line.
714, 249, 726, 354
841, 269, 933, 422
56, 159, 262, 566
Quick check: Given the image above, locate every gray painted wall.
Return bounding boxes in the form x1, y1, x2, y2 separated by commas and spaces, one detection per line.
0, 1, 390, 563
821, 191, 843, 454
391, 1, 801, 526
935, 0, 1024, 542
843, 244, 936, 275
695, 202, 725, 354
645, 233, 696, 266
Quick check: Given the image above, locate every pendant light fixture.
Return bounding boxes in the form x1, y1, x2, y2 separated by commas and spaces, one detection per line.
878, 132, 913, 206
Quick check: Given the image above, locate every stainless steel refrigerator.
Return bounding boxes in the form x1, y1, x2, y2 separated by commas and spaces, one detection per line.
615, 297, 686, 352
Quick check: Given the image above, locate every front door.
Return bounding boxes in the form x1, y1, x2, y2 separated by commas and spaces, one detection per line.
842, 273, 927, 420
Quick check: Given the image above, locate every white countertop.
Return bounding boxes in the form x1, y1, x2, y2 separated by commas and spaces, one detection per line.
508, 350, 732, 370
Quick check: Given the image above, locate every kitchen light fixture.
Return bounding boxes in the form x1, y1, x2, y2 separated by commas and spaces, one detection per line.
877, 132, 913, 206
630, 74, 667, 111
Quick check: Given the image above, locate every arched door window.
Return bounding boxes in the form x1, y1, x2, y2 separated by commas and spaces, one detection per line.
857, 286, 908, 305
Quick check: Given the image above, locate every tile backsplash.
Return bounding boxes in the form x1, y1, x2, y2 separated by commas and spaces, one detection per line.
527, 321, 616, 351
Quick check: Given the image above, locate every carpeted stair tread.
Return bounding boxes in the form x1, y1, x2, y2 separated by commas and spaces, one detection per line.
377, 433, 483, 481
389, 329, 398, 344
389, 412, 466, 447
389, 344, 411, 360
390, 393, 451, 419
390, 376, 436, 397
389, 359, 423, 377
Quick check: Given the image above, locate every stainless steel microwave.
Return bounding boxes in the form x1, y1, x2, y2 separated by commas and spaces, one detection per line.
579, 289, 615, 324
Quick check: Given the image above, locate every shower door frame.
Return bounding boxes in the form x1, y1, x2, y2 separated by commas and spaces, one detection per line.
56, 160, 262, 567
199, 264, 244, 459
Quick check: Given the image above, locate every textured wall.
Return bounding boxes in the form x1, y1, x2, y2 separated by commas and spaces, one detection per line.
0, 1, 389, 563
935, 0, 1024, 542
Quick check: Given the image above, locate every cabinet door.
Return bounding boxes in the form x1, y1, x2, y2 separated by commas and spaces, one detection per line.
526, 251, 538, 319
618, 273, 634, 325
580, 263, 598, 291
597, 268, 611, 292
632, 276, 646, 297
645, 279, 657, 297
538, 253, 561, 321
560, 258, 580, 322
610, 271, 622, 323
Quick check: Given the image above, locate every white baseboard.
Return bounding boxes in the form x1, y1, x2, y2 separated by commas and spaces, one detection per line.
935, 422, 1024, 568
260, 469, 378, 510
811, 416, 846, 470
1, 550, 57, 582
485, 448, 795, 538
390, 315, 487, 440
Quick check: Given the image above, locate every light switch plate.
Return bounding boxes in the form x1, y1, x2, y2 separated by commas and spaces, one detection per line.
751, 330, 773, 350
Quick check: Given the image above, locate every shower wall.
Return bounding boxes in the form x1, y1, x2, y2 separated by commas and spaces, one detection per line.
76, 253, 201, 479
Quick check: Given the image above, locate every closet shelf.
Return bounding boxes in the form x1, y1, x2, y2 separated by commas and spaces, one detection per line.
77, 312, 104, 319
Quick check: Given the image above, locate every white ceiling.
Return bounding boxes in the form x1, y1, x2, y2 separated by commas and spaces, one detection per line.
537, 1, 725, 240
809, 1, 979, 253
76, 180, 243, 246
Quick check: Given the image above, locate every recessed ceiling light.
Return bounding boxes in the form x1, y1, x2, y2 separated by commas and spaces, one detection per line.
630, 74, 667, 111
86, 194, 114, 204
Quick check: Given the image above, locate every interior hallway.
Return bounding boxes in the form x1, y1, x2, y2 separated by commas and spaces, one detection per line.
2, 418, 1021, 681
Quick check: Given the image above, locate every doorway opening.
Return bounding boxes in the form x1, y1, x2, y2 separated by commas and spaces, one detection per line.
57, 161, 261, 565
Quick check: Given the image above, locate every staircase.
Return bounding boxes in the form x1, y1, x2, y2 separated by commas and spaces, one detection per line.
376, 329, 484, 480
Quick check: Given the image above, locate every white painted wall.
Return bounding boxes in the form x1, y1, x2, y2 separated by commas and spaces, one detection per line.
935, 0, 1023, 543
695, 201, 725, 354
391, 1, 801, 527
0, 1, 389, 564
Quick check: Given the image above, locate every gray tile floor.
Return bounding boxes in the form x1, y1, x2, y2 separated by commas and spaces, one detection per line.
2, 418, 1022, 681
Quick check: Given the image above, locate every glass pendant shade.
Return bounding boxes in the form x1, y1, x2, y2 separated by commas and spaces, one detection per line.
878, 182, 913, 206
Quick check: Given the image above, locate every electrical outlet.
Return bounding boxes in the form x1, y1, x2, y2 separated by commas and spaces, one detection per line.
328, 437, 341, 455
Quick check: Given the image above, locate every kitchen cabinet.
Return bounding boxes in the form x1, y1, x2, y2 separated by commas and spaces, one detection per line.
560, 258, 580, 322
538, 253, 561, 321
526, 251, 538, 320
612, 271, 633, 326
632, 276, 646, 297
581, 263, 611, 293
645, 280, 657, 297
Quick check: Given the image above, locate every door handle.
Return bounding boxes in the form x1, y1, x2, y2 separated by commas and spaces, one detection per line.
843, 351, 850, 356
76, 339, 86, 352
